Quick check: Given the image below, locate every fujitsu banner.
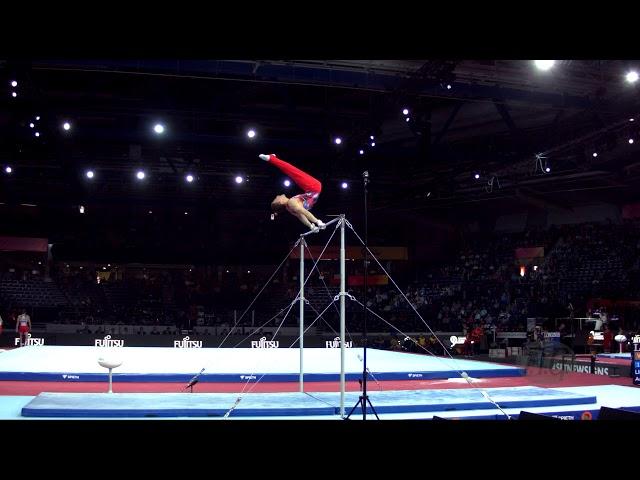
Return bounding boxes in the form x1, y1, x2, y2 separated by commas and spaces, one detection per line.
14, 334, 45, 346
94, 335, 125, 347
325, 337, 353, 348
173, 336, 203, 348
250, 336, 279, 348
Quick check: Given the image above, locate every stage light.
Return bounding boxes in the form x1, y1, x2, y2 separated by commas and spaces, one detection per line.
402, 108, 409, 115
474, 173, 480, 179
148, 210, 152, 214
29, 123, 34, 128
370, 135, 374, 140
102, 267, 106, 270
371, 142, 376, 147
79, 205, 85, 214
10, 80, 17, 87
186, 174, 194, 183
34, 132, 40, 137
341, 182, 348, 189
11, 92, 17, 98
283, 179, 291, 187
108, 264, 111, 267
36, 116, 40, 121
247, 129, 256, 138
247, 270, 251, 274
5, 166, 12, 174
334, 137, 342, 145
153, 124, 165, 134
631, 118, 635, 122
406, 117, 410, 122
534, 60, 555, 71
235, 176, 244, 184
184, 212, 188, 215
592, 152, 598, 158
86, 170, 95, 179
359, 150, 364, 155
545, 166, 551, 173
63, 122, 71, 131
629, 138, 635, 144
446, 84, 452, 90
626, 70, 639, 83
136, 170, 146, 180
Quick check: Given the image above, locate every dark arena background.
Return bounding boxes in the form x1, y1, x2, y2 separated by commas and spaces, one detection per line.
1, 58, 640, 420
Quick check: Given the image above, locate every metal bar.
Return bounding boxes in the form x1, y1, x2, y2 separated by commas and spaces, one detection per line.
339, 215, 346, 417
299, 216, 340, 237
299, 237, 305, 392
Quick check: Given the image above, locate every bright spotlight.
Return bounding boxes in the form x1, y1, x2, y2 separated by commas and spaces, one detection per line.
186, 174, 194, 183
370, 135, 374, 140
79, 205, 85, 214
626, 70, 639, 83
153, 124, 165, 134
402, 108, 409, 115
63, 122, 71, 131
148, 210, 153, 214
5, 166, 12, 174
359, 150, 364, 155
184, 212, 188, 215
11, 92, 17, 98
545, 167, 551, 173
629, 138, 635, 144
534, 60, 555, 71
474, 173, 480, 179
35, 132, 40, 137
405, 117, 410, 122
36, 116, 40, 121
446, 84, 452, 90
235, 176, 244, 184
592, 152, 598, 158
136, 170, 146, 180
86, 170, 95, 179
341, 182, 348, 189
631, 118, 635, 122
283, 179, 291, 187
371, 142, 376, 147
247, 129, 256, 138
334, 137, 342, 145
29, 123, 34, 128
10, 80, 17, 87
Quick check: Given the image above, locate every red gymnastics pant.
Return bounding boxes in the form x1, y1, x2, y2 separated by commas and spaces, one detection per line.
267, 155, 322, 195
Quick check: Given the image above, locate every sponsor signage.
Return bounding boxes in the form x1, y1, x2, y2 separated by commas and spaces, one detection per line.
325, 337, 353, 348
173, 336, 203, 348
14, 333, 45, 346
250, 336, 279, 348
94, 335, 125, 347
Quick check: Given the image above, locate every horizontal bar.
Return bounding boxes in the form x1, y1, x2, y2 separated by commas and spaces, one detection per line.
299, 217, 341, 237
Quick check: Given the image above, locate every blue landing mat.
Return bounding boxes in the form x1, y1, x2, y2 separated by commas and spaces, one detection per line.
597, 353, 631, 359
21, 387, 597, 418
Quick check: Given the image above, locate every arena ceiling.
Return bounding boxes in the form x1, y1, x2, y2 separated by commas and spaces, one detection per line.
1, 59, 639, 260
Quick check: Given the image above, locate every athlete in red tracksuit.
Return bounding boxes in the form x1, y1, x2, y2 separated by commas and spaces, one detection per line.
16, 309, 31, 347
259, 154, 326, 232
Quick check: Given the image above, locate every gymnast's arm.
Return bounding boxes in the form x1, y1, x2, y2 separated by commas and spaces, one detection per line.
286, 199, 314, 228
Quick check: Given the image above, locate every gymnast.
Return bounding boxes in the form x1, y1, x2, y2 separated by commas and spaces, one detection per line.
259, 154, 326, 232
